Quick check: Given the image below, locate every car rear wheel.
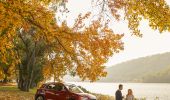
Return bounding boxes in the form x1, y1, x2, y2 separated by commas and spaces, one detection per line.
36, 96, 44, 100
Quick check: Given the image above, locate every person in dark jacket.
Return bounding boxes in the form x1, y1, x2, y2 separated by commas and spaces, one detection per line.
115, 84, 124, 100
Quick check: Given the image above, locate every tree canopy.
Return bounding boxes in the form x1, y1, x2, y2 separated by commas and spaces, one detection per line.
0, 0, 170, 91
106, 0, 170, 36
0, 0, 123, 89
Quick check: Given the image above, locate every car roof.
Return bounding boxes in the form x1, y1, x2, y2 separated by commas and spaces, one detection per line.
43, 82, 75, 86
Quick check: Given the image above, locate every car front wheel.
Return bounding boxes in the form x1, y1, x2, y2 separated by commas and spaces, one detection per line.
36, 95, 44, 100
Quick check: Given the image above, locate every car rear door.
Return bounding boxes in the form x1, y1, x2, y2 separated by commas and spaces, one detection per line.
54, 83, 69, 100
45, 84, 57, 100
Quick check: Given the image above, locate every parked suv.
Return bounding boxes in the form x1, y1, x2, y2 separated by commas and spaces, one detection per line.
35, 82, 96, 100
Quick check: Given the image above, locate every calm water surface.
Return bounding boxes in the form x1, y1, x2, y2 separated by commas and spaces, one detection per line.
69, 82, 170, 100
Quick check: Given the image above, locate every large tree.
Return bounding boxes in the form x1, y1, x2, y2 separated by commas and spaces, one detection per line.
14, 28, 47, 91
0, 0, 123, 91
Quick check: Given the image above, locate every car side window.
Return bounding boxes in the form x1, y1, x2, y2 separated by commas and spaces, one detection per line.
54, 84, 64, 91
47, 84, 56, 90
47, 84, 65, 91
67, 85, 83, 93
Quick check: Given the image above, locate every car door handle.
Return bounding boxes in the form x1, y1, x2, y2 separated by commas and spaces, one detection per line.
55, 93, 59, 96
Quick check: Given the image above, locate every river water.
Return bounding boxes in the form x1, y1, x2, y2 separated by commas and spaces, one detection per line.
69, 82, 170, 100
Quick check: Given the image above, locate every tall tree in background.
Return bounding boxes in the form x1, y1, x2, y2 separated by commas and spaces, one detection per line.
14, 28, 47, 91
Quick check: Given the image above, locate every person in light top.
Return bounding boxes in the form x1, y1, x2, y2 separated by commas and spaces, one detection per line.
126, 89, 135, 100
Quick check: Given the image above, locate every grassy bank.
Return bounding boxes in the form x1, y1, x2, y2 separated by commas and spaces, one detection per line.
0, 86, 35, 100
94, 93, 114, 100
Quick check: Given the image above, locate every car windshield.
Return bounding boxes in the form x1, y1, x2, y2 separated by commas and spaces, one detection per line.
66, 84, 84, 93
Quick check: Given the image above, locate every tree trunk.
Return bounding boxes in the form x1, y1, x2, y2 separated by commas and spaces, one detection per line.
18, 74, 30, 92
17, 34, 44, 91
28, 70, 34, 88
3, 75, 8, 83
18, 80, 30, 91
18, 65, 31, 92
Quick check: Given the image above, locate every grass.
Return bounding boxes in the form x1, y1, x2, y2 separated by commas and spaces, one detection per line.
0, 86, 36, 100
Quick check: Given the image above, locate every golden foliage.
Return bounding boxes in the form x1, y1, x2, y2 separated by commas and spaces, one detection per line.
0, 0, 55, 66
0, 48, 19, 80
108, 0, 170, 36
43, 13, 124, 81
0, 0, 123, 82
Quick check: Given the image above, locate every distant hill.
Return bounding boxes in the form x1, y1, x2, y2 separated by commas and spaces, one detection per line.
100, 52, 170, 83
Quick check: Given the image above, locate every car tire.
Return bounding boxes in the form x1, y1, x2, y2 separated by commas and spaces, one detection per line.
36, 95, 44, 100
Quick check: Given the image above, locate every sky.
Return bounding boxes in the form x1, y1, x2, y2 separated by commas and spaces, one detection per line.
63, 0, 170, 66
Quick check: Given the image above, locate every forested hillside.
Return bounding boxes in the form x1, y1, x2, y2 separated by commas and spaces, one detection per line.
100, 52, 170, 83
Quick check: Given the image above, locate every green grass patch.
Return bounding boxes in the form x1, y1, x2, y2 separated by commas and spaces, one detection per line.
0, 86, 19, 91
29, 88, 37, 94
0, 86, 36, 100
0, 86, 37, 94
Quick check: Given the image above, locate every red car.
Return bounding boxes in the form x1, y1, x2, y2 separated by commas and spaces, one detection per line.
35, 82, 96, 100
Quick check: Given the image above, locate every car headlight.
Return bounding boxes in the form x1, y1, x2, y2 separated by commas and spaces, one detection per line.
80, 96, 88, 100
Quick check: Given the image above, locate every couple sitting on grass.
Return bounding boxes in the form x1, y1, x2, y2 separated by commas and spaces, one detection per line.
115, 84, 134, 100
